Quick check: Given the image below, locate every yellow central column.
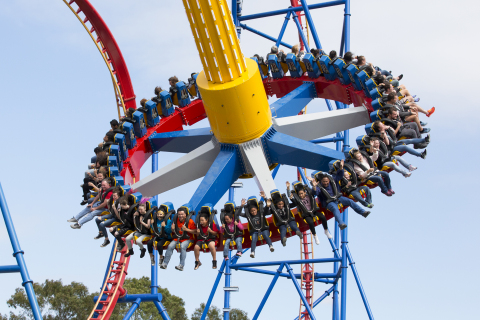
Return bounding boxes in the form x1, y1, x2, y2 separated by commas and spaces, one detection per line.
182, 0, 272, 144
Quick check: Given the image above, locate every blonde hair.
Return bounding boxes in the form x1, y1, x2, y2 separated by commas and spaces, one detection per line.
291, 44, 299, 55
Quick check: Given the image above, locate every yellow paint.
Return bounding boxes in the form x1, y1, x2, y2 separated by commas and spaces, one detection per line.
197, 59, 272, 143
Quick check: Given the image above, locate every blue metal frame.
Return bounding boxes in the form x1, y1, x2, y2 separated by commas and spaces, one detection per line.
0, 182, 43, 320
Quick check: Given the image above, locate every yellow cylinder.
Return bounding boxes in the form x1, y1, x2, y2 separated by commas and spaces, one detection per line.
197, 58, 272, 144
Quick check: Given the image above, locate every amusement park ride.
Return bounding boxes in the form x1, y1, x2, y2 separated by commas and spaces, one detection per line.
2, 0, 406, 319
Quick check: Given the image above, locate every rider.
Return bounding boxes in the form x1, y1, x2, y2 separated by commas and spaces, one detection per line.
94, 187, 123, 248
125, 203, 151, 258
221, 201, 245, 260
193, 212, 219, 270
146, 208, 173, 266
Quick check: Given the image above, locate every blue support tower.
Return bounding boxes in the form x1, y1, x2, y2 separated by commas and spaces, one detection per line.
0, 183, 43, 320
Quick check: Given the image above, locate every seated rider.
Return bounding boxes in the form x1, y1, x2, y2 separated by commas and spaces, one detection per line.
372, 120, 428, 159
193, 210, 219, 270
239, 195, 274, 259
69, 178, 113, 229
161, 207, 196, 271
221, 201, 245, 260
286, 181, 331, 245
146, 207, 173, 267
168, 76, 179, 97
350, 149, 395, 197
333, 162, 374, 208
369, 137, 415, 178
109, 196, 134, 252
125, 203, 151, 258
261, 190, 302, 247
309, 163, 371, 228
94, 187, 123, 248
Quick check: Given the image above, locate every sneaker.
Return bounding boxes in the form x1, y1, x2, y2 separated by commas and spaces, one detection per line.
339, 223, 347, 230
389, 189, 396, 195
150, 256, 155, 266
412, 95, 416, 98
281, 237, 287, 247
296, 230, 302, 238
236, 251, 242, 257
362, 211, 371, 218
382, 190, 393, 197
269, 246, 275, 252
94, 233, 104, 240
414, 98, 420, 102
426, 107, 435, 117
67, 217, 77, 223
80, 200, 88, 206
420, 121, 428, 126
101, 239, 110, 247
367, 203, 375, 209
125, 249, 134, 257
250, 252, 255, 258
421, 149, 427, 159
140, 248, 146, 258
314, 234, 320, 245
420, 128, 431, 134
194, 261, 202, 270
159, 256, 165, 265
403, 172, 412, 178
325, 230, 333, 239
160, 263, 167, 270
117, 243, 125, 252
70, 223, 81, 229
175, 265, 184, 271
212, 260, 217, 269
397, 74, 403, 80
425, 134, 430, 143
409, 165, 417, 172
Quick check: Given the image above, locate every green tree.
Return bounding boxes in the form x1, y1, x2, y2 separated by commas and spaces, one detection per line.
0, 279, 96, 320
1, 277, 187, 320
191, 303, 249, 320
110, 276, 188, 320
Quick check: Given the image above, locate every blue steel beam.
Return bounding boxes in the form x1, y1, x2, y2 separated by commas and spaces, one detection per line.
276, 12, 292, 48
236, 267, 337, 282
270, 83, 316, 118
340, 209, 348, 320
286, 264, 317, 320
0, 265, 21, 273
202, 260, 226, 320
252, 264, 285, 320
148, 127, 212, 154
310, 137, 344, 144
294, 286, 336, 320
299, 0, 322, 50
291, 12, 310, 53
231, 258, 341, 269
188, 145, 244, 212
94, 293, 162, 303
239, 1, 346, 21
0, 183, 43, 320
239, 23, 293, 49
224, 252, 231, 320
346, 244, 374, 320
122, 298, 141, 320
264, 130, 345, 172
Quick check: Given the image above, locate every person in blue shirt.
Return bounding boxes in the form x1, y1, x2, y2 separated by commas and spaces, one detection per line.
146, 208, 173, 266
308, 160, 371, 230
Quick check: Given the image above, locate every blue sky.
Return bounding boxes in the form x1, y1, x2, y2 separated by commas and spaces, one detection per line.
0, 0, 479, 319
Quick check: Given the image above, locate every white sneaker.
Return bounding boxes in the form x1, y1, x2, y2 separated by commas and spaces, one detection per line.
325, 230, 333, 239
250, 252, 255, 258
403, 172, 412, 178
314, 234, 320, 245
269, 245, 275, 252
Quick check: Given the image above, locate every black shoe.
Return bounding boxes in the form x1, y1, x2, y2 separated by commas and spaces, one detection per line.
117, 243, 125, 252
281, 237, 287, 247
101, 239, 110, 247
125, 249, 134, 257
159, 256, 165, 265
80, 200, 88, 206
425, 134, 430, 143
362, 211, 371, 218
140, 248, 146, 258
421, 149, 427, 159
94, 233, 104, 240
397, 74, 403, 80
212, 260, 217, 269
339, 223, 347, 230
414, 143, 428, 149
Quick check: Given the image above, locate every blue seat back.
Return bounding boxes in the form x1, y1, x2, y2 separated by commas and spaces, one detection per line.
365, 78, 378, 92
144, 101, 161, 127
133, 111, 147, 138
157, 91, 175, 117
112, 176, 124, 186
369, 87, 382, 100
333, 58, 351, 85
267, 54, 284, 79
346, 64, 362, 91
251, 56, 268, 79
121, 121, 136, 149
318, 55, 336, 81
108, 145, 123, 172
303, 53, 321, 79
286, 53, 304, 78
113, 133, 128, 164
371, 98, 385, 111
175, 81, 191, 107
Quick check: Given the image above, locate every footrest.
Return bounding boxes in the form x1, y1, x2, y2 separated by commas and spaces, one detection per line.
223, 286, 239, 292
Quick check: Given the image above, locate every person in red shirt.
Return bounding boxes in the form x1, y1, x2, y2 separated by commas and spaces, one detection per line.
193, 214, 219, 270
69, 179, 113, 229
160, 207, 196, 271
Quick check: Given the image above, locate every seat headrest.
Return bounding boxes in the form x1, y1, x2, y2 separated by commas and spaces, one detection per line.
247, 196, 259, 212
328, 160, 341, 172
224, 202, 236, 213
292, 181, 305, 193
200, 204, 213, 215
178, 203, 192, 215
160, 202, 174, 214
270, 189, 283, 204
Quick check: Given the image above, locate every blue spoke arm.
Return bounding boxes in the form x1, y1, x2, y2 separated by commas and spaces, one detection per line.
292, 12, 310, 52
286, 264, 317, 320
202, 260, 226, 320
240, 23, 293, 49
148, 127, 213, 154
294, 286, 336, 320
270, 83, 316, 118
276, 12, 292, 48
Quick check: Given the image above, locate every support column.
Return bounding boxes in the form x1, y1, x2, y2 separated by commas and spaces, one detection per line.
224, 252, 232, 320
340, 209, 349, 320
